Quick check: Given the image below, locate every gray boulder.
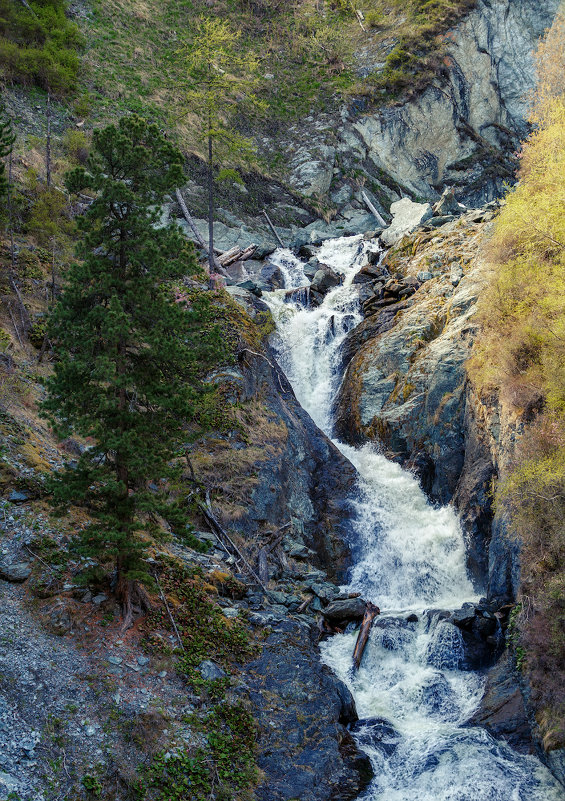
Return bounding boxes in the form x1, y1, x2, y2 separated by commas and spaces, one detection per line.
197, 660, 226, 681
0, 562, 31, 583
433, 187, 463, 217
310, 266, 342, 295
323, 597, 366, 623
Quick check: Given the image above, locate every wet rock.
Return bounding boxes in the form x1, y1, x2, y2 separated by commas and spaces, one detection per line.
225, 285, 271, 319
230, 347, 357, 582
351, 717, 401, 757
245, 619, 372, 801
310, 265, 342, 295
449, 604, 477, 628
323, 598, 366, 623
0, 562, 31, 583
260, 260, 285, 290
237, 279, 262, 297
334, 251, 482, 505
352, 263, 387, 284
469, 651, 533, 753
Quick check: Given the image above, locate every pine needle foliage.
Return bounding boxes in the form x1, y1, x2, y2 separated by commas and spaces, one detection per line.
42, 115, 225, 620
0, 95, 15, 207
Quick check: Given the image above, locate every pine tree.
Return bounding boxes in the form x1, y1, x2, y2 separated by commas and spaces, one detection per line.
0, 96, 15, 207
179, 18, 264, 273
42, 115, 224, 626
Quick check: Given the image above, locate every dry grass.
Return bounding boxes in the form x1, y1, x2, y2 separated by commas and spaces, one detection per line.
190, 400, 288, 524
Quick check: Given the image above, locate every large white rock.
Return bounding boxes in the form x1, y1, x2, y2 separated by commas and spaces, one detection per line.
381, 198, 433, 246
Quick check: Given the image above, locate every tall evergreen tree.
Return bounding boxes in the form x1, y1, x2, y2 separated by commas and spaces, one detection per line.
42, 115, 224, 626
0, 96, 15, 207
179, 18, 263, 273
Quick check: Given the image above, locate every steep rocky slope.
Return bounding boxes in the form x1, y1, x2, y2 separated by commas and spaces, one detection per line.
0, 285, 373, 800
296, 0, 562, 210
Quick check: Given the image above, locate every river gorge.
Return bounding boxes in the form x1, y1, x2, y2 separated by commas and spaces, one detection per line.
258, 237, 565, 800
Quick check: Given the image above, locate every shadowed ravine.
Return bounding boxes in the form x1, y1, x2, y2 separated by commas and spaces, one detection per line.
260, 236, 565, 801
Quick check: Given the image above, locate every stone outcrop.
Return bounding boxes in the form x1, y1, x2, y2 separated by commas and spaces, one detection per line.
199, 290, 358, 581
334, 214, 488, 508
246, 618, 373, 801
470, 651, 534, 753
331, 210, 528, 601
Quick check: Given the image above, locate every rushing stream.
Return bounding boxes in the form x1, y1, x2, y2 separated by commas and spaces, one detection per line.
259, 235, 565, 801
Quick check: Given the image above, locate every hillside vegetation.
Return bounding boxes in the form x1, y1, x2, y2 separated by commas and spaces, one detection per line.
470, 9, 565, 748
1, 0, 478, 156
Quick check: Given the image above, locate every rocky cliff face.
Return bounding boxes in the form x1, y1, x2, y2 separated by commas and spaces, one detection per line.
177, 0, 560, 264
328, 205, 565, 782
323, 0, 562, 208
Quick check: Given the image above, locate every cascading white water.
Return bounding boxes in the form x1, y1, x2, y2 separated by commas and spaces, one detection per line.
263, 236, 565, 801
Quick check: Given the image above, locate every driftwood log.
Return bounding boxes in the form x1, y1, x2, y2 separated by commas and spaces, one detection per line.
352, 602, 380, 671
217, 244, 257, 267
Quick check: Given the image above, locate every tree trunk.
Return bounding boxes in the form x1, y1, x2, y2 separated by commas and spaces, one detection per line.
116, 557, 152, 632
352, 602, 380, 671
207, 131, 214, 276
46, 92, 52, 188
361, 190, 386, 227
257, 547, 269, 586
175, 188, 223, 274
7, 152, 30, 339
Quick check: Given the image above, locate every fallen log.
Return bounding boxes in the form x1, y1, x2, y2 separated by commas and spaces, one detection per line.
262, 209, 285, 248
352, 602, 380, 671
217, 244, 257, 268
361, 190, 387, 228
257, 547, 269, 586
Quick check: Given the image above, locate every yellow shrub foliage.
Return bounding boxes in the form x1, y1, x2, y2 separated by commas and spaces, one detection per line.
471, 6, 565, 746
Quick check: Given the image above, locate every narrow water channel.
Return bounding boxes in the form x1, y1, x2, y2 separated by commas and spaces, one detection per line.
260, 236, 565, 801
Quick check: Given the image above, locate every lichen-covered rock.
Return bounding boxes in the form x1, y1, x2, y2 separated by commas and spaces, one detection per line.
334, 216, 486, 506
0, 562, 31, 583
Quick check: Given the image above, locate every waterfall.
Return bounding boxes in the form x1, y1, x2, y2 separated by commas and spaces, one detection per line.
262, 236, 565, 801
